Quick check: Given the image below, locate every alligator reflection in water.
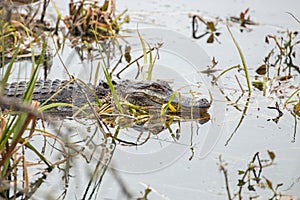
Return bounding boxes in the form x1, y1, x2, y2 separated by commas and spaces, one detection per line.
2, 79, 211, 134
123, 111, 211, 135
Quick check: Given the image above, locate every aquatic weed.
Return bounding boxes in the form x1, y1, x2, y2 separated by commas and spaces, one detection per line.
219, 151, 295, 200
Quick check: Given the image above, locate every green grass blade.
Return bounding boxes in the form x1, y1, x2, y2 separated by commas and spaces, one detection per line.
161, 92, 177, 115
1, 43, 21, 88
94, 61, 101, 86
22, 139, 53, 170
284, 87, 300, 108
227, 26, 252, 95
0, 116, 16, 150
0, 42, 48, 172
52, 1, 62, 34
103, 66, 123, 114
40, 79, 74, 107
214, 65, 240, 83
137, 28, 147, 80
24, 42, 48, 102
147, 43, 154, 80
38, 103, 76, 112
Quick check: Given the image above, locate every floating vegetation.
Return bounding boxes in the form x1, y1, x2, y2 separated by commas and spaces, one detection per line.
265, 31, 300, 75
112, 39, 162, 79
253, 30, 300, 106
267, 102, 284, 123
229, 8, 258, 31
210, 18, 299, 142
0, 0, 53, 67
63, 0, 129, 42
219, 151, 297, 200
192, 14, 221, 43
191, 8, 257, 43
200, 57, 222, 74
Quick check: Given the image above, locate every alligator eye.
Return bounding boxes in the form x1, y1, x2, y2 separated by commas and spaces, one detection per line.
150, 83, 165, 91
102, 82, 109, 89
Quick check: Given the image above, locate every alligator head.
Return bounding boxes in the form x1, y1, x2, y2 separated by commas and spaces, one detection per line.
113, 79, 211, 123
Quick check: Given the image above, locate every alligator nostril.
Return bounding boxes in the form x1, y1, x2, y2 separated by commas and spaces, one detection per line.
150, 83, 165, 91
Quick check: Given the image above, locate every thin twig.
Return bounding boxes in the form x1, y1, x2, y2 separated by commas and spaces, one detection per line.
0, 95, 40, 118
286, 12, 300, 24
219, 155, 232, 200
115, 44, 162, 79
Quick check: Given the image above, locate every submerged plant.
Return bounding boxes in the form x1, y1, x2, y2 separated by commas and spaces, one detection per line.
253, 30, 300, 97
219, 151, 296, 200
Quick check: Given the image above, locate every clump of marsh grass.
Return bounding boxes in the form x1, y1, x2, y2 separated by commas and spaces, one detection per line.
63, 0, 129, 42
0, 0, 53, 70
0, 42, 55, 198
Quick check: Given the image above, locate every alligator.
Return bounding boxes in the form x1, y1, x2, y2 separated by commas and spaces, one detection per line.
1, 79, 211, 126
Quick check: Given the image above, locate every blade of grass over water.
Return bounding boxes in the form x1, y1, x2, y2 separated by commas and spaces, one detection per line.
223, 26, 252, 145
137, 27, 148, 80
52, 1, 62, 35
95, 27, 124, 114
94, 61, 101, 86
1, 43, 21, 89
227, 25, 252, 95
137, 28, 158, 80
214, 65, 240, 83
24, 41, 48, 102
147, 43, 154, 81
21, 138, 52, 170
225, 95, 251, 146
283, 87, 300, 108
38, 103, 77, 112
